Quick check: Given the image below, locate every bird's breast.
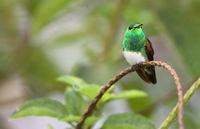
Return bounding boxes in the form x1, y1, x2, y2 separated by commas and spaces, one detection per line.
123, 51, 145, 65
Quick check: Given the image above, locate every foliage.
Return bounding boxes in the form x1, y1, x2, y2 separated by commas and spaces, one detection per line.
12, 99, 67, 118
12, 75, 150, 128
102, 113, 156, 129
0, 0, 200, 128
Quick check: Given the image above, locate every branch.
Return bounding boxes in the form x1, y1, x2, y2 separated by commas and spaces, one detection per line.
76, 61, 184, 129
159, 78, 200, 129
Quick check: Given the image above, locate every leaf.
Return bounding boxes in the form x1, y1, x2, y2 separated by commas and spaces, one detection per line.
108, 90, 147, 100
102, 113, 156, 129
64, 88, 87, 115
57, 75, 88, 89
12, 99, 67, 119
79, 84, 100, 98
128, 97, 152, 112
61, 115, 98, 126
79, 84, 113, 103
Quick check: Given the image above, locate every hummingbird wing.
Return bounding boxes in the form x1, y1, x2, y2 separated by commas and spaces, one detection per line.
144, 38, 157, 84
136, 38, 157, 84
145, 38, 154, 60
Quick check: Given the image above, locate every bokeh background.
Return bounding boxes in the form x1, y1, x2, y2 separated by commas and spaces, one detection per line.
0, 0, 200, 129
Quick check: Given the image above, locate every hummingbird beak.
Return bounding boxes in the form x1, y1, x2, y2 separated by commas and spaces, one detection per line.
138, 23, 143, 28
133, 23, 143, 29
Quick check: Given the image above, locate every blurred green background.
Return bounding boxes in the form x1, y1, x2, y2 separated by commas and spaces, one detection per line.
0, 0, 200, 129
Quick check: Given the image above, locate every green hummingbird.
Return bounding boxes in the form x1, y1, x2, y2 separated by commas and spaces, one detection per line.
122, 23, 157, 84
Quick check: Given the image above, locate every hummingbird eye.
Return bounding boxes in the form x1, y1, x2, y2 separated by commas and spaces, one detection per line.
128, 25, 133, 30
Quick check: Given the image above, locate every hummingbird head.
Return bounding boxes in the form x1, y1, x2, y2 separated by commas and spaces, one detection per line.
122, 23, 145, 51
127, 23, 143, 30
124, 23, 144, 38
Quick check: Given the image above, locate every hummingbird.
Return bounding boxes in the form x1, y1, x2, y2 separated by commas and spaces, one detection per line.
122, 23, 157, 84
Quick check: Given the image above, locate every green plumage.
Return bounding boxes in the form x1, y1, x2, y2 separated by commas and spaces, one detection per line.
122, 23, 157, 84
122, 23, 146, 52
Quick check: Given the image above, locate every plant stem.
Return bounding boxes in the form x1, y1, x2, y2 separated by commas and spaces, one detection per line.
76, 61, 184, 129
159, 78, 200, 129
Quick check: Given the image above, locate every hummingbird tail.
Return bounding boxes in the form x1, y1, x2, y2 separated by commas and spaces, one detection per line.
136, 66, 157, 84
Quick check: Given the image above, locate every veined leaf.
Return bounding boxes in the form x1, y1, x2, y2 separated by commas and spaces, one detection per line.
79, 84, 100, 98
12, 98, 67, 119
57, 75, 88, 89
102, 113, 156, 129
79, 84, 113, 103
64, 88, 87, 115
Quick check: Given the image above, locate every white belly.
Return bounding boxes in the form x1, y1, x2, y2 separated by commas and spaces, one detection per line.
123, 51, 145, 65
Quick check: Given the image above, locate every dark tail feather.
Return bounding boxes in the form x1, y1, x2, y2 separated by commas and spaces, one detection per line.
136, 66, 157, 84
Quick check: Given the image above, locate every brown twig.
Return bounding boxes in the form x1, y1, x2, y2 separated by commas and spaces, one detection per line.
76, 61, 183, 129
143, 61, 184, 129
159, 78, 200, 129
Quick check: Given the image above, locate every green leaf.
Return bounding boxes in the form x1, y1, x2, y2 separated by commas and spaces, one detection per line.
108, 90, 147, 100
64, 88, 87, 115
12, 99, 67, 119
102, 113, 156, 129
128, 97, 152, 112
79, 84, 113, 103
61, 115, 98, 126
57, 75, 88, 89
79, 84, 100, 98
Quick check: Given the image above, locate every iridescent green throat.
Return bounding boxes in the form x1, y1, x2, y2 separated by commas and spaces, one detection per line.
122, 28, 146, 52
